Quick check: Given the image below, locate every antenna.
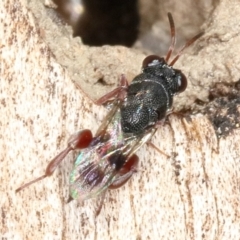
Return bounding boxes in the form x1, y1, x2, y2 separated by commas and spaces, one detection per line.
169, 31, 204, 66
165, 12, 176, 63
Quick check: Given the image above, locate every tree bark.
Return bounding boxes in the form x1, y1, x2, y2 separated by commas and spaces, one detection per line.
1, 0, 240, 239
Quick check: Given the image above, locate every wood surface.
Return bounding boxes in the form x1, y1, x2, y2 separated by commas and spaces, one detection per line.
1, 0, 240, 239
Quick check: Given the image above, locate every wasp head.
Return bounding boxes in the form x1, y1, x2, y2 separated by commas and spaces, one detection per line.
142, 55, 187, 96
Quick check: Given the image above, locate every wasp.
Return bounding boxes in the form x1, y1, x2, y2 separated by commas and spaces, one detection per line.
16, 13, 203, 212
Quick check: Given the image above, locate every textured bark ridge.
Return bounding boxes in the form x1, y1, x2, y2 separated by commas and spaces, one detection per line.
1, 0, 240, 239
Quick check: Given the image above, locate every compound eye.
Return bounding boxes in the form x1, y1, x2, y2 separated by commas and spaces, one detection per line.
176, 70, 187, 93
142, 55, 164, 68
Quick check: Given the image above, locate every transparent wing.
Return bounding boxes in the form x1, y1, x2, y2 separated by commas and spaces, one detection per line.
69, 102, 155, 201
69, 143, 119, 200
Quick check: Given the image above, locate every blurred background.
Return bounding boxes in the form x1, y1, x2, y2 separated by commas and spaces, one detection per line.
51, 0, 215, 54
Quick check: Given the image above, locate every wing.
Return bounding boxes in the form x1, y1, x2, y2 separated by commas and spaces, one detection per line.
69, 102, 156, 201
69, 144, 116, 201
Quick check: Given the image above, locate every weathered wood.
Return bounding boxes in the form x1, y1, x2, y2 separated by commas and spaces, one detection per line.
1, 0, 240, 239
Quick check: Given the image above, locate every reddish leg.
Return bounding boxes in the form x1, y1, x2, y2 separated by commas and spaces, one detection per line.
90, 155, 138, 216
95, 74, 128, 105
16, 129, 93, 192
109, 154, 139, 189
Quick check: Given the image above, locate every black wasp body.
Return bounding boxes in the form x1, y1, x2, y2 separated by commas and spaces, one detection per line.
16, 13, 203, 214
121, 57, 186, 134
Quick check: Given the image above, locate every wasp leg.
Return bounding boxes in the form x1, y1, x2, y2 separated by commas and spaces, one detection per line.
92, 155, 138, 216
147, 142, 170, 158
109, 154, 139, 189
16, 129, 93, 192
95, 74, 128, 105
167, 111, 186, 120
94, 190, 107, 217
